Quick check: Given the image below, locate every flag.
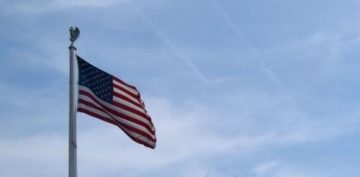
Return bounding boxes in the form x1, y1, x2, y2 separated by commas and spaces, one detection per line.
76, 56, 156, 149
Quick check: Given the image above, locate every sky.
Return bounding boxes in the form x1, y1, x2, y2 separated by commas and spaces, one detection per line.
0, 0, 360, 177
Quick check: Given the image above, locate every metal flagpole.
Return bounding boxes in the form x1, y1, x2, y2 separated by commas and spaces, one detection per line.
69, 27, 80, 177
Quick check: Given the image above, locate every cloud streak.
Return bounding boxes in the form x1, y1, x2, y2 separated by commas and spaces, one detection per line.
129, 1, 211, 84
1, 0, 127, 14
210, 0, 285, 89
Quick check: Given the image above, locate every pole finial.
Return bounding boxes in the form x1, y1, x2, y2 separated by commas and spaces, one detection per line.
69, 26, 80, 48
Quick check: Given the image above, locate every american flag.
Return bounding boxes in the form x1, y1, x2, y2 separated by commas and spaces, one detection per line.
76, 56, 156, 149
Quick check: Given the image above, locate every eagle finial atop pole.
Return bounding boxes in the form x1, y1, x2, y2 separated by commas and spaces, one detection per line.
69, 27, 80, 49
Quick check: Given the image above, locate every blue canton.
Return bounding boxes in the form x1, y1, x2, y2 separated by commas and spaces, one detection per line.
77, 56, 113, 103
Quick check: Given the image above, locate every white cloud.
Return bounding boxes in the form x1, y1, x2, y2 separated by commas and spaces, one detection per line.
253, 160, 279, 176
75, 95, 360, 176
0, 83, 358, 177
0, 134, 67, 177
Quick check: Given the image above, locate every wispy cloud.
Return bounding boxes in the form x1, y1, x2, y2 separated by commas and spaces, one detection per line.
1, 0, 127, 14
252, 160, 279, 176
0, 134, 67, 177
210, 0, 284, 88
0, 83, 358, 177
129, 2, 211, 84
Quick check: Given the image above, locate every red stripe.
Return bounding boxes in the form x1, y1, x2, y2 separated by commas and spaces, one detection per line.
113, 91, 143, 108
79, 91, 155, 134
113, 76, 137, 90
78, 107, 118, 126
79, 98, 156, 142
113, 83, 140, 99
78, 99, 115, 124
119, 127, 156, 149
127, 134, 156, 149
80, 89, 149, 124
117, 119, 156, 142
112, 99, 151, 121
78, 92, 156, 139
79, 107, 155, 148
108, 102, 155, 134
79, 98, 155, 137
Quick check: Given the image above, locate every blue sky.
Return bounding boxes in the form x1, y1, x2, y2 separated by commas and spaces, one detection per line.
1, 0, 360, 177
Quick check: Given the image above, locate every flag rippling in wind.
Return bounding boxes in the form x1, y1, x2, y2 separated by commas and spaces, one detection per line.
76, 56, 156, 149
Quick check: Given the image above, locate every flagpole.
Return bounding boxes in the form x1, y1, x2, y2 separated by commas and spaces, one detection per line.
69, 27, 80, 177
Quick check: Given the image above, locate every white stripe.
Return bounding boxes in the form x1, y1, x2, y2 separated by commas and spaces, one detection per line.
112, 95, 146, 114
78, 103, 155, 146
113, 87, 140, 104
79, 95, 155, 140
113, 80, 139, 96
79, 86, 152, 128
78, 102, 111, 121
78, 86, 155, 139
126, 130, 156, 147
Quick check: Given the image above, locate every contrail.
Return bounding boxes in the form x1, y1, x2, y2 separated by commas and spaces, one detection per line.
129, 1, 210, 84
211, 0, 283, 87
211, 0, 301, 109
